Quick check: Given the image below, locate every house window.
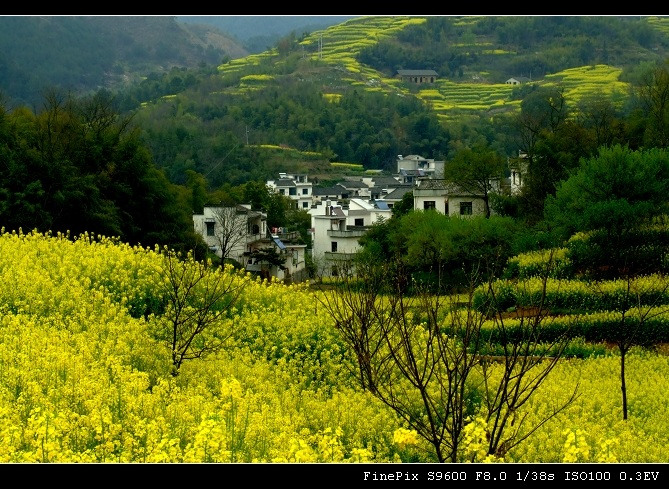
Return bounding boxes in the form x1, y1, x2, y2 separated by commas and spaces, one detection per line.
206, 222, 215, 236
289, 188, 297, 196
302, 188, 309, 195
252, 224, 259, 235
331, 242, 338, 253
279, 189, 285, 195
460, 202, 473, 215
424, 201, 436, 210
354, 218, 364, 226
302, 201, 309, 208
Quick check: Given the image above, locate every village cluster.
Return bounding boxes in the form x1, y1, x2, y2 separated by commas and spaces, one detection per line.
192, 154, 525, 282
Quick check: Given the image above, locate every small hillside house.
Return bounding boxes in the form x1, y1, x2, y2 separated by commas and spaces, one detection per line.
397, 69, 439, 84
505, 76, 531, 85
396, 154, 445, 178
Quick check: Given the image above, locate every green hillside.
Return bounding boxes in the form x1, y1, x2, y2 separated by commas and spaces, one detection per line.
0, 16, 248, 107
210, 16, 666, 122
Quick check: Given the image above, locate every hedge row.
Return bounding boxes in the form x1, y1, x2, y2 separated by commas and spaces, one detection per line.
473, 275, 669, 314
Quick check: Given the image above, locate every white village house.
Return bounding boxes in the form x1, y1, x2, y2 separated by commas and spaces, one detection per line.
413, 179, 497, 216
396, 154, 445, 179
308, 198, 392, 276
266, 173, 313, 210
192, 204, 308, 283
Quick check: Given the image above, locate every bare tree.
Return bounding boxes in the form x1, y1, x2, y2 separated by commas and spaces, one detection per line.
314, 257, 388, 393
318, 253, 578, 462
591, 272, 669, 420
154, 249, 249, 376
210, 205, 250, 263
479, 273, 579, 459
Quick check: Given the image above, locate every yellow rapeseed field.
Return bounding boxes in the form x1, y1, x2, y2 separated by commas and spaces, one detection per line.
0, 229, 668, 462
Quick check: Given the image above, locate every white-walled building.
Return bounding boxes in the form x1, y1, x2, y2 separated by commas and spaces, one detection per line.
193, 204, 307, 282
266, 173, 313, 210
508, 151, 528, 196
309, 198, 391, 276
396, 154, 445, 178
413, 179, 491, 217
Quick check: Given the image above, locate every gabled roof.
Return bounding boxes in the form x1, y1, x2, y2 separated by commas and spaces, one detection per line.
397, 69, 439, 76
338, 180, 368, 189
370, 176, 401, 187
398, 154, 426, 161
383, 186, 413, 201
507, 76, 531, 83
414, 179, 481, 197
400, 169, 426, 176
415, 179, 459, 191
313, 186, 343, 196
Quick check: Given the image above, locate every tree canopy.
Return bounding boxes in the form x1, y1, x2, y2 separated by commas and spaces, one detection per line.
0, 90, 198, 252
544, 144, 669, 277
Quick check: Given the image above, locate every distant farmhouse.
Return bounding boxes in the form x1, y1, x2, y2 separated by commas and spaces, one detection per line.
397, 69, 439, 84
505, 76, 531, 85
413, 179, 495, 217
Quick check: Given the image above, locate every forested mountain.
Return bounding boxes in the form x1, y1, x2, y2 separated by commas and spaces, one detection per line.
0, 16, 248, 108
122, 16, 669, 184
5, 15, 669, 255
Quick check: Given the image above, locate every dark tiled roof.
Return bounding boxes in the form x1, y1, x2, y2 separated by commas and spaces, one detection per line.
400, 169, 426, 176
397, 70, 439, 76
371, 176, 401, 187
415, 179, 453, 190
384, 186, 413, 200
339, 181, 368, 189
313, 187, 343, 196
414, 179, 480, 196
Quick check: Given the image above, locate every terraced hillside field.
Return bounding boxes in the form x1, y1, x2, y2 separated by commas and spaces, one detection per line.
216, 16, 646, 122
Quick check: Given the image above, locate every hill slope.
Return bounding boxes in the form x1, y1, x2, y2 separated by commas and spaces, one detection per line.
0, 16, 248, 107
123, 15, 669, 186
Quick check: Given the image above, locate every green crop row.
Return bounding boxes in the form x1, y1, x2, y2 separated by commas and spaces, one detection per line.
473, 274, 669, 314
